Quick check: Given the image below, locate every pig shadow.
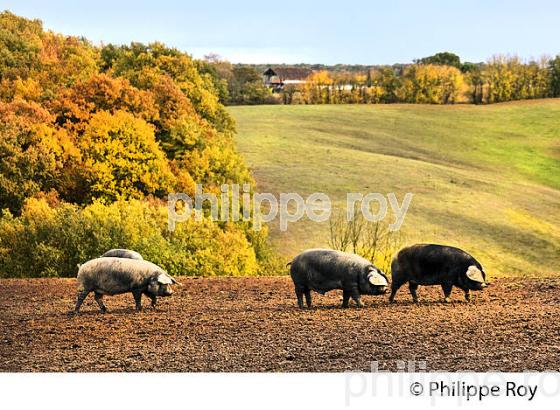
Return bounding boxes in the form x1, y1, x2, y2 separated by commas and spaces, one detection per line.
63, 307, 158, 318
285, 299, 472, 311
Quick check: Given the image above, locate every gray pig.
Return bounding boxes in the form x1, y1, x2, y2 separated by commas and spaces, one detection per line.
101, 248, 144, 260
75, 257, 178, 313
289, 248, 389, 308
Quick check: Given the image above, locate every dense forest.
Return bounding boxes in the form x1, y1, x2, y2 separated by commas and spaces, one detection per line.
0, 11, 272, 278
204, 52, 560, 105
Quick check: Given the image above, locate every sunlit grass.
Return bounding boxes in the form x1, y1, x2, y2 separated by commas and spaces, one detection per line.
230, 100, 560, 277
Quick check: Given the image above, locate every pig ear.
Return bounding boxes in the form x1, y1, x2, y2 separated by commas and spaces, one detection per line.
368, 270, 388, 286
466, 265, 484, 283
156, 273, 173, 285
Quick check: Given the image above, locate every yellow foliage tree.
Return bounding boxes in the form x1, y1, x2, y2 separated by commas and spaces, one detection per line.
302, 70, 333, 104
78, 110, 175, 202
400, 64, 466, 104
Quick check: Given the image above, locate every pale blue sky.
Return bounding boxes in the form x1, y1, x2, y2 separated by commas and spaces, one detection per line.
3, 0, 559, 64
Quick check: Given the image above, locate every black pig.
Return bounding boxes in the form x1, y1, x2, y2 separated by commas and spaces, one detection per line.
389, 244, 489, 303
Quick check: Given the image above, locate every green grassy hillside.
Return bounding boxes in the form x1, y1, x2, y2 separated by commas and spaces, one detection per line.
230, 101, 560, 277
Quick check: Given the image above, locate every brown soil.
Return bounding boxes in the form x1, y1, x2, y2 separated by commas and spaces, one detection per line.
1, 277, 559, 372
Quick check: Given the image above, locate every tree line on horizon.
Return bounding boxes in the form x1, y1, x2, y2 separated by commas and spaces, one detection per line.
203, 52, 560, 105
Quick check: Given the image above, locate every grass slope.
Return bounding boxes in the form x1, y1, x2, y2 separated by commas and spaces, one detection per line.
230, 100, 560, 276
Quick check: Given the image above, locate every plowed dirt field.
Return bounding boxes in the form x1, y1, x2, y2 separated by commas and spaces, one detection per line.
1, 277, 559, 372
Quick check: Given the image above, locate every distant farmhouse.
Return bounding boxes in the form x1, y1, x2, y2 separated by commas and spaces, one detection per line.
263, 67, 313, 91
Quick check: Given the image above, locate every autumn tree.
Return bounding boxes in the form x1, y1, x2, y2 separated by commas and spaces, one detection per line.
0, 99, 78, 213
302, 71, 333, 104
0, 11, 43, 81
78, 110, 175, 202
399, 64, 466, 104
100, 42, 234, 133
0, 12, 271, 277
35, 32, 98, 94
50, 73, 158, 131
484, 55, 551, 103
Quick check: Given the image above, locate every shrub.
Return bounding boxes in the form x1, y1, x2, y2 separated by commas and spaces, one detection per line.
0, 198, 258, 278
328, 211, 405, 274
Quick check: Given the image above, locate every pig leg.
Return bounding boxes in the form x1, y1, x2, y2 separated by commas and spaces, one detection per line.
409, 282, 419, 303
441, 283, 453, 303
350, 289, 364, 308
389, 279, 406, 303
304, 289, 312, 308
132, 290, 143, 311
94, 292, 107, 313
464, 290, 471, 302
150, 295, 157, 309
342, 291, 351, 308
294, 286, 305, 309
142, 291, 158, 309
75, 290, 89, 313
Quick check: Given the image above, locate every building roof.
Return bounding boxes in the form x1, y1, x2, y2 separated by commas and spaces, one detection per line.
264, 67, 313, 81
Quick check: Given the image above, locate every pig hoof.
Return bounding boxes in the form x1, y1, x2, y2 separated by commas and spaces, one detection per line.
444, 297, 451, 303
412, 298, 419, 304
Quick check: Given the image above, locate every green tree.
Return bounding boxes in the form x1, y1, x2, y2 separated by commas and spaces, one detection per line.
228, 65, 270, 105
465, 67, 485, 104
549, 55, 560, 97
196, 54, 232, 103
374, 68, 401, 103
415, 52, 462, 69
